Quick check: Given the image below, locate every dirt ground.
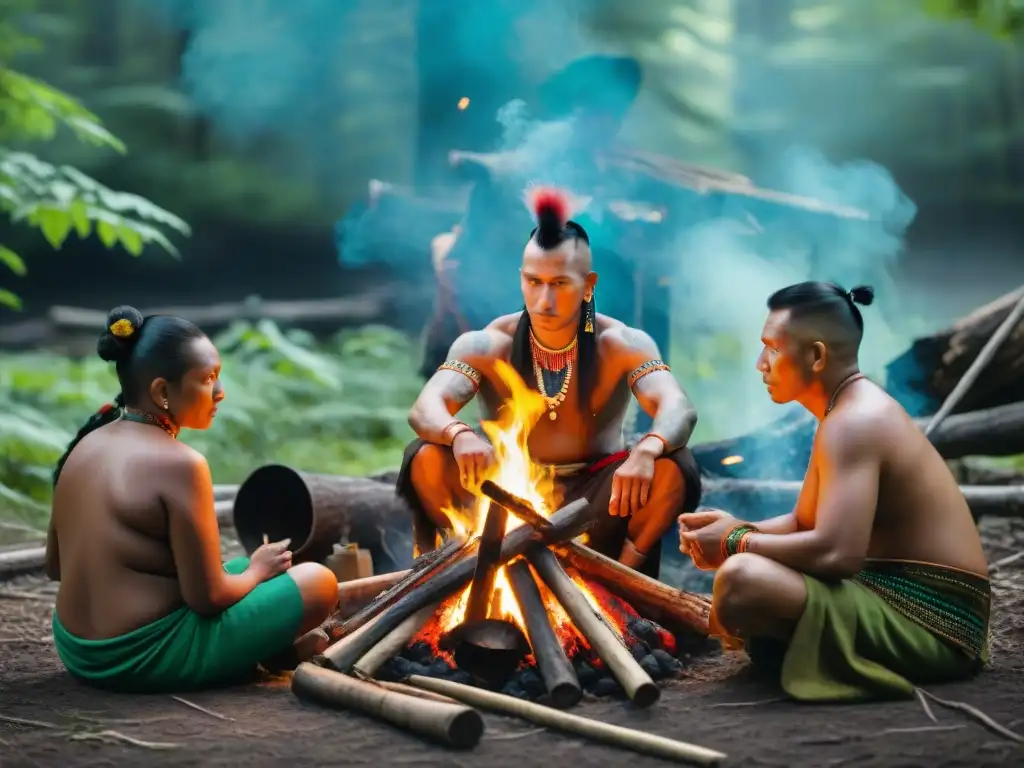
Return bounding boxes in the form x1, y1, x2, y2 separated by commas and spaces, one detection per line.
2, 523, 1023, 768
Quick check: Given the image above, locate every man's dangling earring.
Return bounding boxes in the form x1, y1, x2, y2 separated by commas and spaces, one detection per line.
162, 400, 169, 410
584, 294, 594, 334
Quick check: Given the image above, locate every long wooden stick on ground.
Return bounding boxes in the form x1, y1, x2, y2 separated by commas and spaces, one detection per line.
406, 675, 726, 766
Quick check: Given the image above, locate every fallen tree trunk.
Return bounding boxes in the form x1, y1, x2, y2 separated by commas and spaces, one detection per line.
232, 466, 414, 572
886, 286, 1024, 416
693, 401, 1024, 481
702, 478, 1024, 520
0, 291, 397, 350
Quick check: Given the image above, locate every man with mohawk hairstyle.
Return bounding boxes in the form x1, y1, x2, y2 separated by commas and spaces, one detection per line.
397, 186, 703, 579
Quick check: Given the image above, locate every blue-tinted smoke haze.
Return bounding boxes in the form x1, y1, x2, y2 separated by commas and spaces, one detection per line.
144, 0, 936, 442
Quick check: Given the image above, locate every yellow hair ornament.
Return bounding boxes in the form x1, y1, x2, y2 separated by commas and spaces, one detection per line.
109, 318, 135, 338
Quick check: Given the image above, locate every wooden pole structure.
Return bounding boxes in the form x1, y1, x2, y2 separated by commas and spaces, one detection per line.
314, 498, 593, 672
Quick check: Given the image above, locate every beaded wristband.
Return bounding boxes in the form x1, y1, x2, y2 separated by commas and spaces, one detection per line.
442, 420, 474, 446
720, 524, 758, 563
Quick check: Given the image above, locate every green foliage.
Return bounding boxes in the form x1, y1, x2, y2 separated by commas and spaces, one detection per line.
922, 0, 1024, 38
0, 324, 427, 546
0, 7, 190, 309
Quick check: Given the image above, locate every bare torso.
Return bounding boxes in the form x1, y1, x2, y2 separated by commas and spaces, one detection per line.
795, 379, 988, 576
52, 421, 189, 639
475, 312, 635, 464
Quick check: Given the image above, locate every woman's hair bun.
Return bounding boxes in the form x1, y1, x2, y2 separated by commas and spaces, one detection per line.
848, 285, 875, 307
97, 305, 144, 362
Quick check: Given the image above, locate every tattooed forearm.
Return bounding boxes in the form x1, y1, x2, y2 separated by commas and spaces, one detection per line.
642, 387, 698, 452
408, 330, 496, 444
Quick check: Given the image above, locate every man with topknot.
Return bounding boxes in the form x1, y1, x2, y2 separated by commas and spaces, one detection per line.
397, 186, 703, 579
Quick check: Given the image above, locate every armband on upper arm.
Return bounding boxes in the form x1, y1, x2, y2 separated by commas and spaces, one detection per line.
628, 359, 671, 389
438, 359, 482, 390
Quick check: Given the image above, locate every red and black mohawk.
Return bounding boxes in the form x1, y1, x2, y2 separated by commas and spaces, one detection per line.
525, 186, 574, 250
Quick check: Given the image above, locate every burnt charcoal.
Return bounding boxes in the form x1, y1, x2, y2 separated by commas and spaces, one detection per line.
629, 642, 650, 662
405, 661, 434, 678
405, 641, 434, 665
589, 677, 623, 698
573, 660, 599, 688
374, 657, 403, 682
639, 653, 662, 679
517, 669, 546, 698
447, 668, 474, 686
500, 681, 530, 699
427, 658, 454, 677
627, 617, 661, 648
651, 648, 682, 676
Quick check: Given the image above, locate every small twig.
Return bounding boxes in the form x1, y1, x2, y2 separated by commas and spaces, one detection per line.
487, 727, 548, 741
880, 725, 964, 736
0, 589, 53, 603
990, 551, 1024, 573
915, 687, 939, 723
70, 730, 182, 749
170, 695, 235, 722
916, 687, 1024, 743
707, 697, 785, 708
0, 714, 60, 729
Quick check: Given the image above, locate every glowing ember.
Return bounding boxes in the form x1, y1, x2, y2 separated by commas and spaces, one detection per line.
720, 455, 744, 466
457, 96, 470, 110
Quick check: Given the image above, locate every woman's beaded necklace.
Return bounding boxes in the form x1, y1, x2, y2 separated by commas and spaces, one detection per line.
122, 407, 179, 438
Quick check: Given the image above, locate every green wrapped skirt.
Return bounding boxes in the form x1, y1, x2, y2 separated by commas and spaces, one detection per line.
748, 559, 991, 702
52, 557, 305, 693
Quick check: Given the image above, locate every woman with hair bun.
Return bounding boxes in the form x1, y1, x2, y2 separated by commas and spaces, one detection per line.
46, 306, 338, 692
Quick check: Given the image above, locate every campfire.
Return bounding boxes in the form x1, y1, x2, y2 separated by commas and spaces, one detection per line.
311, 362, 711, 711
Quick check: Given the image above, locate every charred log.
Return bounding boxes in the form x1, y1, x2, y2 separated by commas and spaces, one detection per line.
528, 546, 659, 709
506, 559, 582, 709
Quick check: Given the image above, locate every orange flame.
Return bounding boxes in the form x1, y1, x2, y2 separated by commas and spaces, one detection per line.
432, 360, 625, 654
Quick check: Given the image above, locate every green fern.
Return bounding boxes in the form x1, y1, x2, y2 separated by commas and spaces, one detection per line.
0, 14, 191, 309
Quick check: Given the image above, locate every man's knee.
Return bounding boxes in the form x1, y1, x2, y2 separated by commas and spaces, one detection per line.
713, 553, 806, 631
288, 562, 338, 626
642, 459, 685, 521
714, 554, 774, 617
409, 443, 451, 488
